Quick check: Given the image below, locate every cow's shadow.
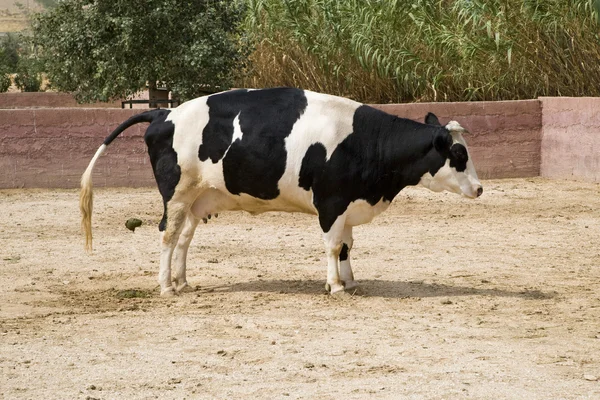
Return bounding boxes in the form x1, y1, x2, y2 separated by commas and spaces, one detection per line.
198, 279, 554, 300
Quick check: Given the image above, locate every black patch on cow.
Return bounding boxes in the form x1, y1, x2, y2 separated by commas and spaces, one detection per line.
200, 88, 308, 199
300, 105, 451, 232
199, 89, 249, 163
143, 109, 180, 231
299, 143, 327, 191
339, 243, 349, 261
449, 143, 468, 172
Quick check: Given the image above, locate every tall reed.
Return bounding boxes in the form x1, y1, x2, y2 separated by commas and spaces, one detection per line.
239, 0, 600, 103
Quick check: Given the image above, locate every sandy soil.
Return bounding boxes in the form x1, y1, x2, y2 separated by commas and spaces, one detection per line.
1, 178, 600, 399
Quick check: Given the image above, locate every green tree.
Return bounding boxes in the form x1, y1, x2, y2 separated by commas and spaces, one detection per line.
31, 0, 247, 103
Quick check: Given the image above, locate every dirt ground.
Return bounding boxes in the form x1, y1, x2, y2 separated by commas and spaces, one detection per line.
1, 178, 599, 399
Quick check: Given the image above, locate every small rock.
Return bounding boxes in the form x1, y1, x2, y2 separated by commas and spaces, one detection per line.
441, 299, 453, 305
584, 374, 598, 381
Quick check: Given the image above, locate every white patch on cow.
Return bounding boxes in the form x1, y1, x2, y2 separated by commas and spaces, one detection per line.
169, 96, 209, 179
279, 91, 361, 212
231, 113, 243, 145
420, 159, 461, 194
345, 198, 391, 226
215, 112, 242, 162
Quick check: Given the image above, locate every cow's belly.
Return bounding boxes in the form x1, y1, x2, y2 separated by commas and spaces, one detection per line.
190, 157, 317, 216
190, 186, 317, 219
345, 199, 391, 226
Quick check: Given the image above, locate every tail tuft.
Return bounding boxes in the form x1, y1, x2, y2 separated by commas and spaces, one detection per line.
80, 145, 106, 252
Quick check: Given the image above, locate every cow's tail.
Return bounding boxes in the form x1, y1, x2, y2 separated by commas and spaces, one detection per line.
80, 110, 160, 252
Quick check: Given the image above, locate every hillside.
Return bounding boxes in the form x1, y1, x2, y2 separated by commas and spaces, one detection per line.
0, 0, 43, 33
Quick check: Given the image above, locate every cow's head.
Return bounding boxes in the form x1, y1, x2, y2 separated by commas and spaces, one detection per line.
419, 113, 483, 199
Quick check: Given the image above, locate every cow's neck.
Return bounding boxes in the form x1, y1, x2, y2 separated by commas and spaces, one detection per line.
376, 117, 446, 202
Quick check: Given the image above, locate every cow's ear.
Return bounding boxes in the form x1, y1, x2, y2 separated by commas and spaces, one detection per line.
425, 112, 441, 126
433, 131, 452, 153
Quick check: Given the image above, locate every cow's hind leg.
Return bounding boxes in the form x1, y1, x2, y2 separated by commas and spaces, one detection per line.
158, 199, 189, 296
171, 211, 199, 293
322, 215, 346, 294
339, 225, 359, 290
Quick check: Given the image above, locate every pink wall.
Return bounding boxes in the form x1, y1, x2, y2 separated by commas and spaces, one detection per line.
0, 92, 121, 109
1, 96, 598, 189
540, 97, 600, 182
0, 108, 154, 188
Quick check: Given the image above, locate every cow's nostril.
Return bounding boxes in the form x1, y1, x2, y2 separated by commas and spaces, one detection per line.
477, 187, 483, 197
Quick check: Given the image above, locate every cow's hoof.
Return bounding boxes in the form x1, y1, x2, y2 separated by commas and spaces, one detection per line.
175, 282, 195, 294
325, 282, 345, 295
160, 287, 177, 297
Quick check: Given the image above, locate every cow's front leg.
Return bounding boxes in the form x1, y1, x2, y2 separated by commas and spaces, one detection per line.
171, 212, 199, 293
339, 225, 358, 290
322, 215, 346, 294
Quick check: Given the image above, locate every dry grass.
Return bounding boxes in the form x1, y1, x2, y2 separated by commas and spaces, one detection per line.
238, 0, 600, 103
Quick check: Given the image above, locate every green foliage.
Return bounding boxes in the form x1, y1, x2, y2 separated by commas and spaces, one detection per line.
0, 69, 11, 92
14, 56, 43, 92
31, 0, 248, 102
241, 0, 600, 103
0, 34, 21, 73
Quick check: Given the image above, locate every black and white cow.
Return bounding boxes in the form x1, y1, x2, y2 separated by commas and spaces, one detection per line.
80, 87, 482, 296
